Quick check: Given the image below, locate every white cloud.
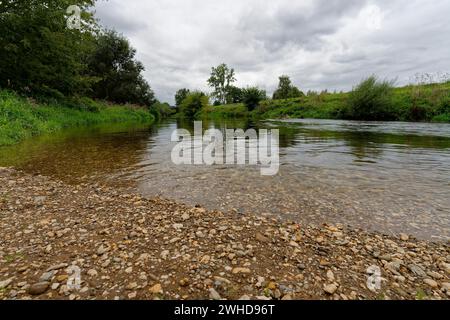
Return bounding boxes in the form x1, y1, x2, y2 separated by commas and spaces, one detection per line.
95, 0, 450, 103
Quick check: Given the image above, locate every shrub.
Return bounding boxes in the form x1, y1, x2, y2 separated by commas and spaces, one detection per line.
272, 75, 304, 100
149, 101, 174, 120
348, 76, 395, 120
242, 87, 267, 111
179, 92, 209, 118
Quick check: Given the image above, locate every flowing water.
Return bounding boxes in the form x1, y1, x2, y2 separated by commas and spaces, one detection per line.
1, 118, 449, 241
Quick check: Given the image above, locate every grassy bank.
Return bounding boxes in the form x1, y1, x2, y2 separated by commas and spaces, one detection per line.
200, 103, 249, 118
0, 90, 155, 147
204, 82, 450, 122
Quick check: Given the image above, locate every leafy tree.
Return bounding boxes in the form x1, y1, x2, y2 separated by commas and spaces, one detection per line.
242, 87, 267, 111
226, 86, 244, 104
272, 75, 304, 100
0, 0, 98, 97
348, 76, 395, 120
175, 88, 190, 107
150, 101, 174, 120
207, 63, 236, 104
179, 91, 208, 118
88, 30, 155, 106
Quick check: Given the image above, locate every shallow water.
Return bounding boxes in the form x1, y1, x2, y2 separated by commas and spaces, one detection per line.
1, 118, 449, 241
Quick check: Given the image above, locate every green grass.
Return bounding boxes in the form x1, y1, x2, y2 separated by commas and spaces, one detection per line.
0, 90, 155, 146
200, 103, 249, 118
203, 82, 450, 122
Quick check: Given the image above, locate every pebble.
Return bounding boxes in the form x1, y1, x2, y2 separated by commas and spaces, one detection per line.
28, 282, 50, 295
232, 267, 251, 274
0, 278, 13, 289
209, 288, 221, 300
326, 270, 335, 282
409, 264, 427, 278
87, 269, 98, 277
1, 168, 449, 301
149, 283, 162, 294
255, 233, 269, 243
46, 263, 68, 272
323, 284, 338, 295
39, 271, 55, 282
399, 233, 409, 241
181, 213, 190, 221
424, 279, 438, 288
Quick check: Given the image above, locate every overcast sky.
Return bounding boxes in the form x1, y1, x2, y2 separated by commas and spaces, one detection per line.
94, 0, 450, 104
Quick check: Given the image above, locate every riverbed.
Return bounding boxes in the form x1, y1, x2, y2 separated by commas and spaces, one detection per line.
1, 118, 449, 241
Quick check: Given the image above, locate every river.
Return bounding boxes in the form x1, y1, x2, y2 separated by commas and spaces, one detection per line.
1, 118, 449, 241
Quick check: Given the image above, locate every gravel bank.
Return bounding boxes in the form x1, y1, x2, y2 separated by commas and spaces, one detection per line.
0, 167, 449, 300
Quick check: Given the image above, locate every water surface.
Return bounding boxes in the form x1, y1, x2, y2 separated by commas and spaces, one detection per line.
1, 119, 449, 241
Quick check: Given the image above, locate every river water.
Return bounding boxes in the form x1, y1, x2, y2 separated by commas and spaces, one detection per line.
1, 118, 449, 241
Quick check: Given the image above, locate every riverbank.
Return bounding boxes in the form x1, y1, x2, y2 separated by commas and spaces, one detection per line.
0, 167, 448, 300
0, 90, 155, 147
203, 82, 450, 122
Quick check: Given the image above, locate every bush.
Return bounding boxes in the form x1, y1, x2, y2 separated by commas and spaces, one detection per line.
272, 76, 304, 100
149, 101, 175, 120
179, 92, 209, 118
242, 87, 267, 111
348, 76, 395, 120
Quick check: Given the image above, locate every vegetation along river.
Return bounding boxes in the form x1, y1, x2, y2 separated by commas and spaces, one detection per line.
1, 118, 449, 241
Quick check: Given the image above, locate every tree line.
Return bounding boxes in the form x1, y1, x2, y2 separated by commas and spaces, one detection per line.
0, 0, 158, 111
176, 63, 450, 121
175, 63, 305, 117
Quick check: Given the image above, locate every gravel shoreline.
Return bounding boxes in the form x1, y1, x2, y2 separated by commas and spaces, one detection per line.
0, 167, 449, 300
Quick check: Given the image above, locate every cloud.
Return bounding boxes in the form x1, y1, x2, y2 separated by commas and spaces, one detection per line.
95, 0, 450, 103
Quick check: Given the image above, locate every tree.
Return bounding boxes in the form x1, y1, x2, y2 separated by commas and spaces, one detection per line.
0, 0, 99, 97
88, 30, 155, 106
242, 87, 267, 111
348, 76, 395, 120
272, 75, 304, 100
175, 88, 190, 107
150, 101, 174, 120
207, 63, 236, 104
179, 91, 209, 118
226, 86, 243, 104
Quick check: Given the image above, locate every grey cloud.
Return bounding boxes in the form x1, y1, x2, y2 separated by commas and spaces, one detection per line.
238, 0, 368, 51
95, 0, 450, 103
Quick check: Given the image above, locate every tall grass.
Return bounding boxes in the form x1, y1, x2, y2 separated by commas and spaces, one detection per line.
347, 76, 395, 120
205, 81, 450, 122
200, 103, 249, 118
0, 90, 154, 146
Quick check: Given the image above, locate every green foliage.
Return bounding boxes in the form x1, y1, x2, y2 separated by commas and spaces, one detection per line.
0, 1, 155, 108
207, 64, 236, 104
175, 88, 190, 107
179, 91, 209, 119
348, 76, 395, 120
253, 80, 450, 122
88, 30, 155, 106
241, 87, 267, 111
149, 101, 175, 120
0, 0, 98, 97
200, 103, 248, 118
197, 73, 450, 123
0, 90, 154, 146
256, 94, 347, 120
272, 75, 304, 100
226, 86, 244, 104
